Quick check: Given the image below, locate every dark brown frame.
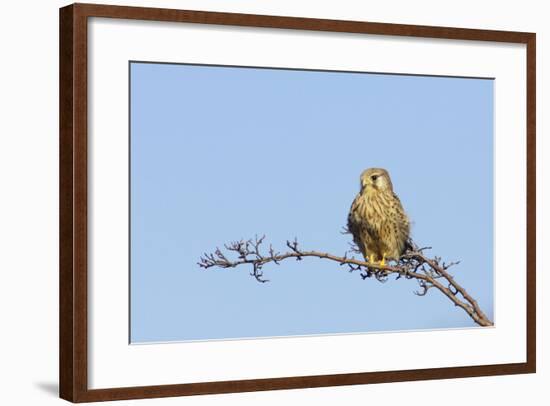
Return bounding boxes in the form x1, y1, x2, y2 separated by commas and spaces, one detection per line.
60, 3, 536, 402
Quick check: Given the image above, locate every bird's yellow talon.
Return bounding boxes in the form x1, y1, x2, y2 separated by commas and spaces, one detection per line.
380, 253, 387, 266
369, 253, 375, 263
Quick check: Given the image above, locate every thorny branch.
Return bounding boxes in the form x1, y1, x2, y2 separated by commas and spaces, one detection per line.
198, 235, 493, 327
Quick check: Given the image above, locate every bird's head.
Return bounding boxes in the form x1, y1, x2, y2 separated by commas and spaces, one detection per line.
359, 168, 393, 193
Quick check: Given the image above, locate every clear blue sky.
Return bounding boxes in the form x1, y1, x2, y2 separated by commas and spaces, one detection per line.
130, 62, 494, 343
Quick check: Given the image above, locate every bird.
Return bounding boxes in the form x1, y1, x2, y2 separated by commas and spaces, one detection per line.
347, 168, 410, 266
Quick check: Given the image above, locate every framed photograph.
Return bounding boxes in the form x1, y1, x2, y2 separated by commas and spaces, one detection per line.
59, 3, 536, 402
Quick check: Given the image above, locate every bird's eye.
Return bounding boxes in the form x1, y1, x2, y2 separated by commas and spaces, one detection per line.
371, 175, 378, 181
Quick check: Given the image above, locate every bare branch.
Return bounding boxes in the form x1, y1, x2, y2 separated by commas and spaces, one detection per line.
198, 237, 493, 327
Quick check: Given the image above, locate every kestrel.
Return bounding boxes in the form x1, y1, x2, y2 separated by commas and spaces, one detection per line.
347, 168, 410, 265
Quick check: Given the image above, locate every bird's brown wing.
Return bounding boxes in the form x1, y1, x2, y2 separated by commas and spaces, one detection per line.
391, 192, 411, 255
347, 195, 378, 259
347, 209, 362, 253
347, 197, 362, 253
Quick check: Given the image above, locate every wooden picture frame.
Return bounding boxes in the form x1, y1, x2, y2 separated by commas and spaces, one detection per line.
59, 3, 536, 402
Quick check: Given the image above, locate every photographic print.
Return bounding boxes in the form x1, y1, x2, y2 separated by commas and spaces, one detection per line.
60, 4, 535, 401
129, 61, 494, 343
